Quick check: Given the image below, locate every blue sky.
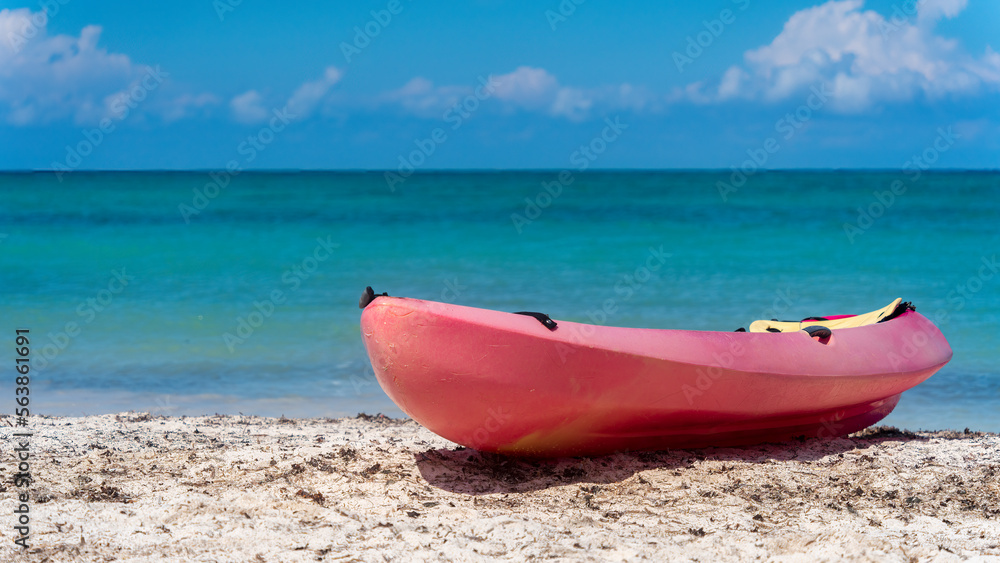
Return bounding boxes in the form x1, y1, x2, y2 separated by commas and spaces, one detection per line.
1, 0, 998, 169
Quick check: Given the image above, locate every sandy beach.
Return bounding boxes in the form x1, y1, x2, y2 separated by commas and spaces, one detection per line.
2, 413, 998, 562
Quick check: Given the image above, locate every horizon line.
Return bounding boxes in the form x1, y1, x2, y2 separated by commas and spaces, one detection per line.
1, 167, 998, 174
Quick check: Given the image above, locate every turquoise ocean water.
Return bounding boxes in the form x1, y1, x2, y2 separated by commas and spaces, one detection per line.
1, 171, 997, 431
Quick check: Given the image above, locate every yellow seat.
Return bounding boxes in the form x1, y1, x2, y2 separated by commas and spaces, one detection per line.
748, 298, 903, 333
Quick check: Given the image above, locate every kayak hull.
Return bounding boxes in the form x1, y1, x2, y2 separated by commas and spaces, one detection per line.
360, 297, 951, 457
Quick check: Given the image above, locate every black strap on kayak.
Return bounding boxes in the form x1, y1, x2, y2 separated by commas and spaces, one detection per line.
514, 311, 558, 331
802, 325, 832, 339
771, 316, 829, 323
877, 300, 915, 323
359, 286, 388, 309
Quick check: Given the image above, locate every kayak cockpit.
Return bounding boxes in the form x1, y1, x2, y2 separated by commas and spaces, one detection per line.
745, 298, 913, 333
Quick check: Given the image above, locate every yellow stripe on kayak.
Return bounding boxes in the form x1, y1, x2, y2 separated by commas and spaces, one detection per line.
748, 298, 903, 333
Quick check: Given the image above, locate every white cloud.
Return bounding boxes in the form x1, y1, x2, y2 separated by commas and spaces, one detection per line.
286, 66, 342, 117
492, 66, 613, 120
916, 0, 967, 25
0, 9, 141, 124
610, 83, 654, 113
382, 76, 469, 117
160, 92, 219, 123
230, 66, 343, 124
382, 66, 655, 121
717, 67, 748, 101
229, 90, 269, 124
550, 87, 592, 120
494, 67, 660, 119
689, 0, 1000, 112
492, 66, 560, 108
382, 66, 595, 120
0, 8, 215, 126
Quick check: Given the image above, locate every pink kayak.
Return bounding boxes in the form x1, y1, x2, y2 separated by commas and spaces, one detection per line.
359, 290, 952, 457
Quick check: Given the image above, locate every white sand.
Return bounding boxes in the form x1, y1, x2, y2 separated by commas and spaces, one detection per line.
1, 413, 998, 562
